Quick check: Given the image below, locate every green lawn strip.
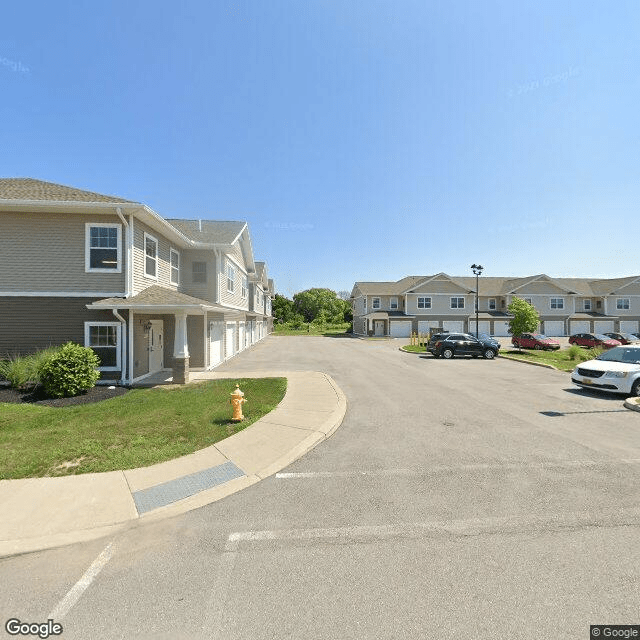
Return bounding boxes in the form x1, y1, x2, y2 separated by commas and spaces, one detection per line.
400, 345, 426, 353
273, 324, 351, 336
0, 377, 286, 480
499, 349, 592, 372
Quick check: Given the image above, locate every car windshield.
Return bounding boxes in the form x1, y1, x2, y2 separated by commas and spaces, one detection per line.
596, 347, 640, 364
533, 334, 548, 339
478, 333, 495, 341
593, 334, 610, 340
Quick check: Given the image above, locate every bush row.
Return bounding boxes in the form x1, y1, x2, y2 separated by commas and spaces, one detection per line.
0, 343, 101, 398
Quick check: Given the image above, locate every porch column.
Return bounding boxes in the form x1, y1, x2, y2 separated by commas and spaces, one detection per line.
173, 312, 190, 384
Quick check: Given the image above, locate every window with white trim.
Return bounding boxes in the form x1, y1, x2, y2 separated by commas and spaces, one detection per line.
85, 223, 121, 272
363, 297, 367, 312
417, 297, 431, 309
488, 298, 496, 310
524, 298, 532, 305
617, 298, 630, 310
227, 261, 235, 292
372, 297, 381, 309
144, 233, 158, 279
170, 249, 180, 285
192, 261, 206, 283
583, 299, 592, 311
241, 275, 248, 299
390, 297, 398, 310
85, 322, 120, 371
550, 297, 564, 309
450, 297, 465, 309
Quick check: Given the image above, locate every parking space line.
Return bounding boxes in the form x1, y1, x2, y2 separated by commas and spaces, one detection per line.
48, 542, 114, 622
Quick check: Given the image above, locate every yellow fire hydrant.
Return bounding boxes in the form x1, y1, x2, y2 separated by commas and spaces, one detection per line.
230, 384, 246, 422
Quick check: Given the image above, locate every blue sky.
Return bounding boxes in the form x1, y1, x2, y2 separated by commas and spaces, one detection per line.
2, 1, 639, 298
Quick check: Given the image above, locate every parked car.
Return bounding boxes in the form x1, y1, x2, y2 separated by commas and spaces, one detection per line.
568, 333, 621, 349
603, 332, 640, 345
632, 333, 640, 341
571, 345, 640, 396
511, 333, 560, 350
428, 333, 499, 359
477, 333, 501, 349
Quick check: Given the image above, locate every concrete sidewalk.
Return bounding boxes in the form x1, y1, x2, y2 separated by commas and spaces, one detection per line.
0, 371, 346, 558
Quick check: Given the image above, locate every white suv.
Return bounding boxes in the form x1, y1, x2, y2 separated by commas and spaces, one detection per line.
571, 345, 640, 396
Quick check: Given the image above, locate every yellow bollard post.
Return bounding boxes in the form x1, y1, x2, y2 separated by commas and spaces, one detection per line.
230, 384, 246, 422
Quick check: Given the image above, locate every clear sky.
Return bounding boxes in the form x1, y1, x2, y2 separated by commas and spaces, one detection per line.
2, 1, 638, 298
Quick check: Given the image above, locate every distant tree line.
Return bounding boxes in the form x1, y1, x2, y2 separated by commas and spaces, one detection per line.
273, 288, 353, 328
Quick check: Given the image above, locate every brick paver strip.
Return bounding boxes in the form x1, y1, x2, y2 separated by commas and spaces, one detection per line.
132, 461, 245, 514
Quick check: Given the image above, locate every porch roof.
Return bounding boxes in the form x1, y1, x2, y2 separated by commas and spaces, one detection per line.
470, 312, 511, 320
364, 311, 416, 319
568, 312, 619, 320
87, 285, 227, 313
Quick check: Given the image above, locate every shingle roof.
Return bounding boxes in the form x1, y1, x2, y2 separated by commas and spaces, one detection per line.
89, 285, 216, 308
354, 276, 424, 296
0, 178, 137, 203
166, 219, 246, 244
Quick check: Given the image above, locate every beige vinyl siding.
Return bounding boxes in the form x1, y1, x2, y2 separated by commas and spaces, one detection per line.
405, 294, 472, 315
409, 279, 469, 294
606, 295, 640, 316
512, 281, 567, 295
352, 295, 366, 317
221, 249, 249, 309
180, 249, 217, 302
0, 211, 126, 293
369, 295, 402, 311
0, 297, 125, 365
132, 219, 180, 295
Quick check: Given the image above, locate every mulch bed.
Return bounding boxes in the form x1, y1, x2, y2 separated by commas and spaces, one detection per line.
0, 384, 129, 407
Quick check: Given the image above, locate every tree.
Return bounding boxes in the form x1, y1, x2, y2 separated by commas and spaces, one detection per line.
272, 294, 295, 324
293, 288, 346, 324
507, 297, 540, 349
337, 290, 351, 301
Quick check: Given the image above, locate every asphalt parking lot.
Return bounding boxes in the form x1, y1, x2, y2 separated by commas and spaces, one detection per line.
2, 335, 639, 640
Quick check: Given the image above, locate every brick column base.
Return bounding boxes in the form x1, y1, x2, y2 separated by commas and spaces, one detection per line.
172, 357, 190, 384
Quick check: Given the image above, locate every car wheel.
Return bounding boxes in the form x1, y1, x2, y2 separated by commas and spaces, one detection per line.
631, 379, 640, 397
483, 349, 496, 359
442, 348, 454, 359
534, 344, 542, 350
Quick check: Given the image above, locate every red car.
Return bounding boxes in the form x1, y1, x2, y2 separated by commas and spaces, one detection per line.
511, 333, 560, 350
568, 333, 621, 349
603, 332, 640, 345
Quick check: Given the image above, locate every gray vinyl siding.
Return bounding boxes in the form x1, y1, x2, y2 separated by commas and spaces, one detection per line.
132, 219, 180, 295
180, 249, 217, 303
0, 297, 126, 379
221, 249, 249, 310
368, 295, 403, 312
405, 294, 472, 316
0, 211, 126, 293
187, 315, 205, 368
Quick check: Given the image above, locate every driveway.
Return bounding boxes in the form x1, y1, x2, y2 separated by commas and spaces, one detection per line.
2, 336, 640, 640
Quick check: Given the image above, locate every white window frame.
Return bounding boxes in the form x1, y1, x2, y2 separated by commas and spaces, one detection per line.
488, 298, 496, 310
524, 297, 533, 305
390, 297, 398, 310
85, 223, 122, 273
84, 322, 121, 371
241, 275, 248, 299
450, 297, 465, 309
417, 296, 431, 309
143, 232, 158, 280
227, 261, 235, 292
617, 298, 630, 310
170, 248, 180, 285
372, 297, 381, 309
583, 299, 592, 311
363, 297, 367, 312
550, 297, 564, 310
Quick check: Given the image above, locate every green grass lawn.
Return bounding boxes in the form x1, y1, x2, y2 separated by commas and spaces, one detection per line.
273, 323, 351, 336
500, 347, 601, 372
0, 377, 286, 480
401, 345, 426, 353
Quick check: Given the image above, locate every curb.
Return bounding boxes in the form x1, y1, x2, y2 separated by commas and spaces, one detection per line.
498, 354, 563, 371
0, 371, 347, 557
624, 397, 640, 413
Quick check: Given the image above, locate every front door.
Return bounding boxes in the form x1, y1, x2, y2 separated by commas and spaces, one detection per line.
374, 320, 385, 336
149, 320, 164, 373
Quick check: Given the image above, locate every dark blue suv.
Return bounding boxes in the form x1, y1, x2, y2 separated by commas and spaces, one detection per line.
428, 333, 500, 360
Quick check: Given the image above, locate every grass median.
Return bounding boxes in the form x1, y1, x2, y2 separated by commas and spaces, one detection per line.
0, 377, 287, 480
500, 346, 601, 372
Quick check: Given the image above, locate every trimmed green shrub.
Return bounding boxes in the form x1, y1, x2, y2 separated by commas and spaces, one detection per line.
38, 342, 100, 398
0, 346, 63, 390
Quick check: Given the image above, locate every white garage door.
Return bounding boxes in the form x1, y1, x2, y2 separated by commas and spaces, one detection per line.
225, 322, 236, 359
570, 321, 590, 334
493, 321, 511, 336
594, 320, 614, 334
442, 321, 464, 333
545, 320, 565, 336
468, 320, 491, 335
418, 321, 441, 334
209, 322, 224, 368
390, 321, 412, 337
620, 320, 639, 333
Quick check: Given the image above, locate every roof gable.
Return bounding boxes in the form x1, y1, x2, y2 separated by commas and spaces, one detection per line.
0, 178, 136, 204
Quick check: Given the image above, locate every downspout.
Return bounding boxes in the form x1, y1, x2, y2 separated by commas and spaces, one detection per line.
112, 309, 127, 386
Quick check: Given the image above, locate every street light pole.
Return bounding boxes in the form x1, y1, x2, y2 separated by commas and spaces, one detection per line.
471, 264, 484, 338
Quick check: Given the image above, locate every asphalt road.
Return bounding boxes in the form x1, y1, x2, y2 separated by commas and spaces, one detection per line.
2, 336, 640, 640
